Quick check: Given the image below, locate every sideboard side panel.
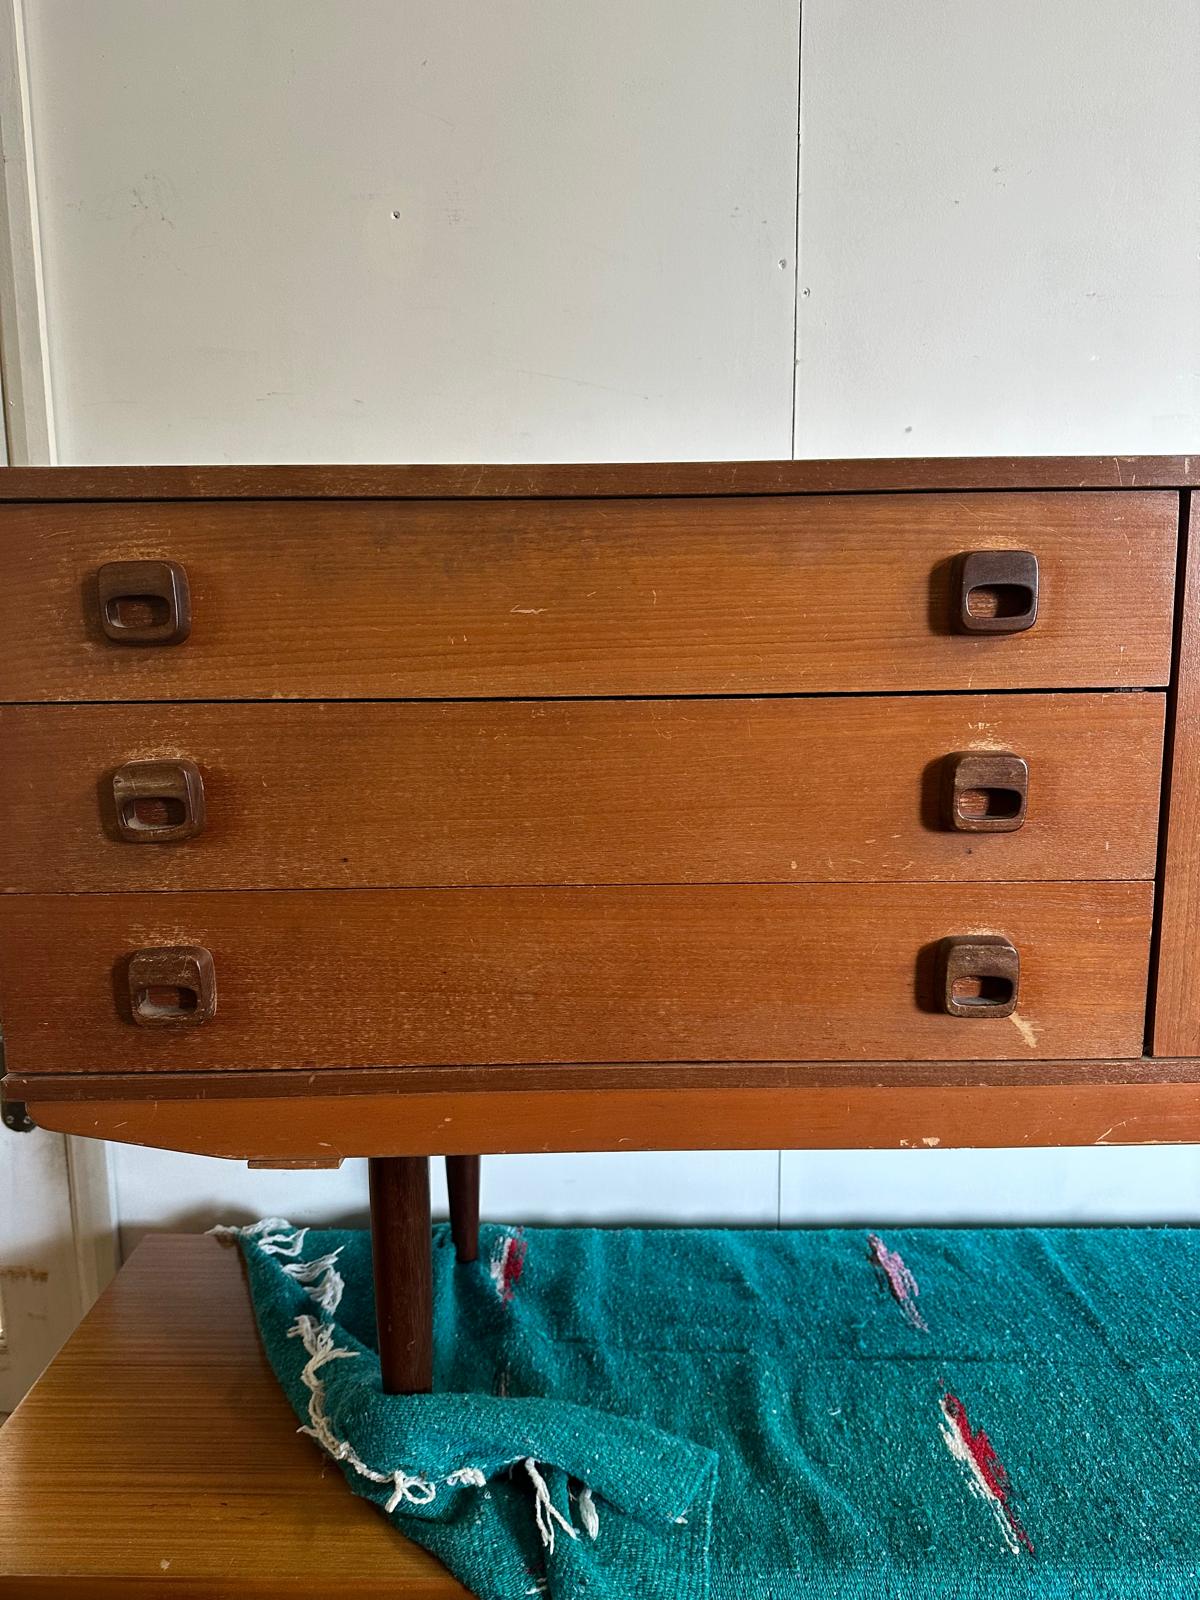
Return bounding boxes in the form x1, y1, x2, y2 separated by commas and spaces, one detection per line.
1152, 491, 1200, 1053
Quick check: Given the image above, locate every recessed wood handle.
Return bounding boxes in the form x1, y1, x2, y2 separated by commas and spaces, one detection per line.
127, 945, 216, 1027
97, 559, 191, 644
112, 759, 206, 843
940, 751, 1028, 833
952, 550, 1038, 634
937, 935, 1019, 1017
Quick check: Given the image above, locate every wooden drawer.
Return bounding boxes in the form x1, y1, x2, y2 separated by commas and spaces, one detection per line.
0, 883, 1152, 1072
0, 692, 1163, 890
0, 492, 1175, 700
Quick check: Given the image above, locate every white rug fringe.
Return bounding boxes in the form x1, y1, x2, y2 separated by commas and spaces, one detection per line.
289, 1313, 436, 1508
281, 1247, 345, 1313
577, 1484, 600, 1539
524, 1458, 579, 1554
207, 1217, 310, 1257
225, 1217, 602, 1549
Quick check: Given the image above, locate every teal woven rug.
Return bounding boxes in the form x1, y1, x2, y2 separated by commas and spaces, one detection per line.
232, 1220, 1200, 1598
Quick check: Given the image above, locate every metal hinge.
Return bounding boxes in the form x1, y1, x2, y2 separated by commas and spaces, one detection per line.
2, 1096, 35, 1133
1, 1028, 35, 1129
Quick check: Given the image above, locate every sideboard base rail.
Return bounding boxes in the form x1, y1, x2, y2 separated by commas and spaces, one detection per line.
10, 1068, 1200, 1161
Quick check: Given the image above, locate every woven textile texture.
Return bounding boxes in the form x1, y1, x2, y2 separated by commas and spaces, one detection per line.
236, 1221, 1200, 1599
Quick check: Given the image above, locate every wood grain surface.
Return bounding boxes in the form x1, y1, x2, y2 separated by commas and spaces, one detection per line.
0, 457, 1196, 500
1153, 493, 1199, 1054
0, 692, 1164, 891
0, 882, 1153, 1072
21, 1073, 1200, 1159
0, 1234, 467, 1598
0, 492, 1175, 700
15, 1057, 1200, 1103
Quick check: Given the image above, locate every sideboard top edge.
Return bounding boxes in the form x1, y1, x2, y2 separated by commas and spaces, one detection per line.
0, 457, 1196, 501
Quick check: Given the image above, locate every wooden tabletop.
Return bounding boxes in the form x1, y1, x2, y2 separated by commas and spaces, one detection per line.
0, 1234, 469, 1598
0, 454, 1197, 499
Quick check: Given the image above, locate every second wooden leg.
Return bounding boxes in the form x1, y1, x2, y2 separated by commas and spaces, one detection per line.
445, 1154, 481, 1263
368, 1155, 433, 1395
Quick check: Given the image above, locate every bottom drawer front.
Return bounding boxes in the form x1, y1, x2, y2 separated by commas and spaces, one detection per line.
0, 883, 1151, 1072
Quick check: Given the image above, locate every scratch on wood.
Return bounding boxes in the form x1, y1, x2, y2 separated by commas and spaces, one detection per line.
1094, 1118, 1132, 1145
1009, 1012, 1039, 1050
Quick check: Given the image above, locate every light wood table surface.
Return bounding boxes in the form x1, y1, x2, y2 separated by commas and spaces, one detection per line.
0, 1233, 469, 1597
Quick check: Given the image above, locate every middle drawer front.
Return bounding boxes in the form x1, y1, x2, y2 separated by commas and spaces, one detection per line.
0, 882, 1152, 1071
0, 692, 1163, 890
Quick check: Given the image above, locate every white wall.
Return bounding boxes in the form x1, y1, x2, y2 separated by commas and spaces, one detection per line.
112, 1146, 1200, 1258
795, 0, 1200, 457
25, 0, 798, 463
19, 0, 1200, 1247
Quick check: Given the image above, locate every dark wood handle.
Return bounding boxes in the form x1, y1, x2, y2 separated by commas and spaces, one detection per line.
952, 550, 1038, 634
940, 751, 1028, 832
97, 560, 191, 644
937, 934, 1019, 1017
126, 945, 216, 1026
112, 759, 206, 843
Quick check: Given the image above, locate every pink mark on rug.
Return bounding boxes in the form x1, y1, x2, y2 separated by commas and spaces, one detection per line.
489, 1229, 527, 1303
868, 1233, 928, 1331
939, 1391, 1034, 1556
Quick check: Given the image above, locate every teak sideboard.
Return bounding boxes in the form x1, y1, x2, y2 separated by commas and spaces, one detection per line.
4, 456, 1200, 1391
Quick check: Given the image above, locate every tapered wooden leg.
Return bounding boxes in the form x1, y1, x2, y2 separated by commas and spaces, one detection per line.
368, 1155, 432, 1395
445, 1154, 481, 1263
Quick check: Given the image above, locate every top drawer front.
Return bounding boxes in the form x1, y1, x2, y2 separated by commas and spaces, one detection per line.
0, 491, 1176, 700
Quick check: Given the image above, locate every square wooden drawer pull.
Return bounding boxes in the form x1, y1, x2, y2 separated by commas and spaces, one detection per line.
940, 751, 1028, 832
953, 550, 1039, 634
127, 946, 216, 1027
97, 559, 191, 645
112, 759, 206, 843
937, 934, 1019, 1018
